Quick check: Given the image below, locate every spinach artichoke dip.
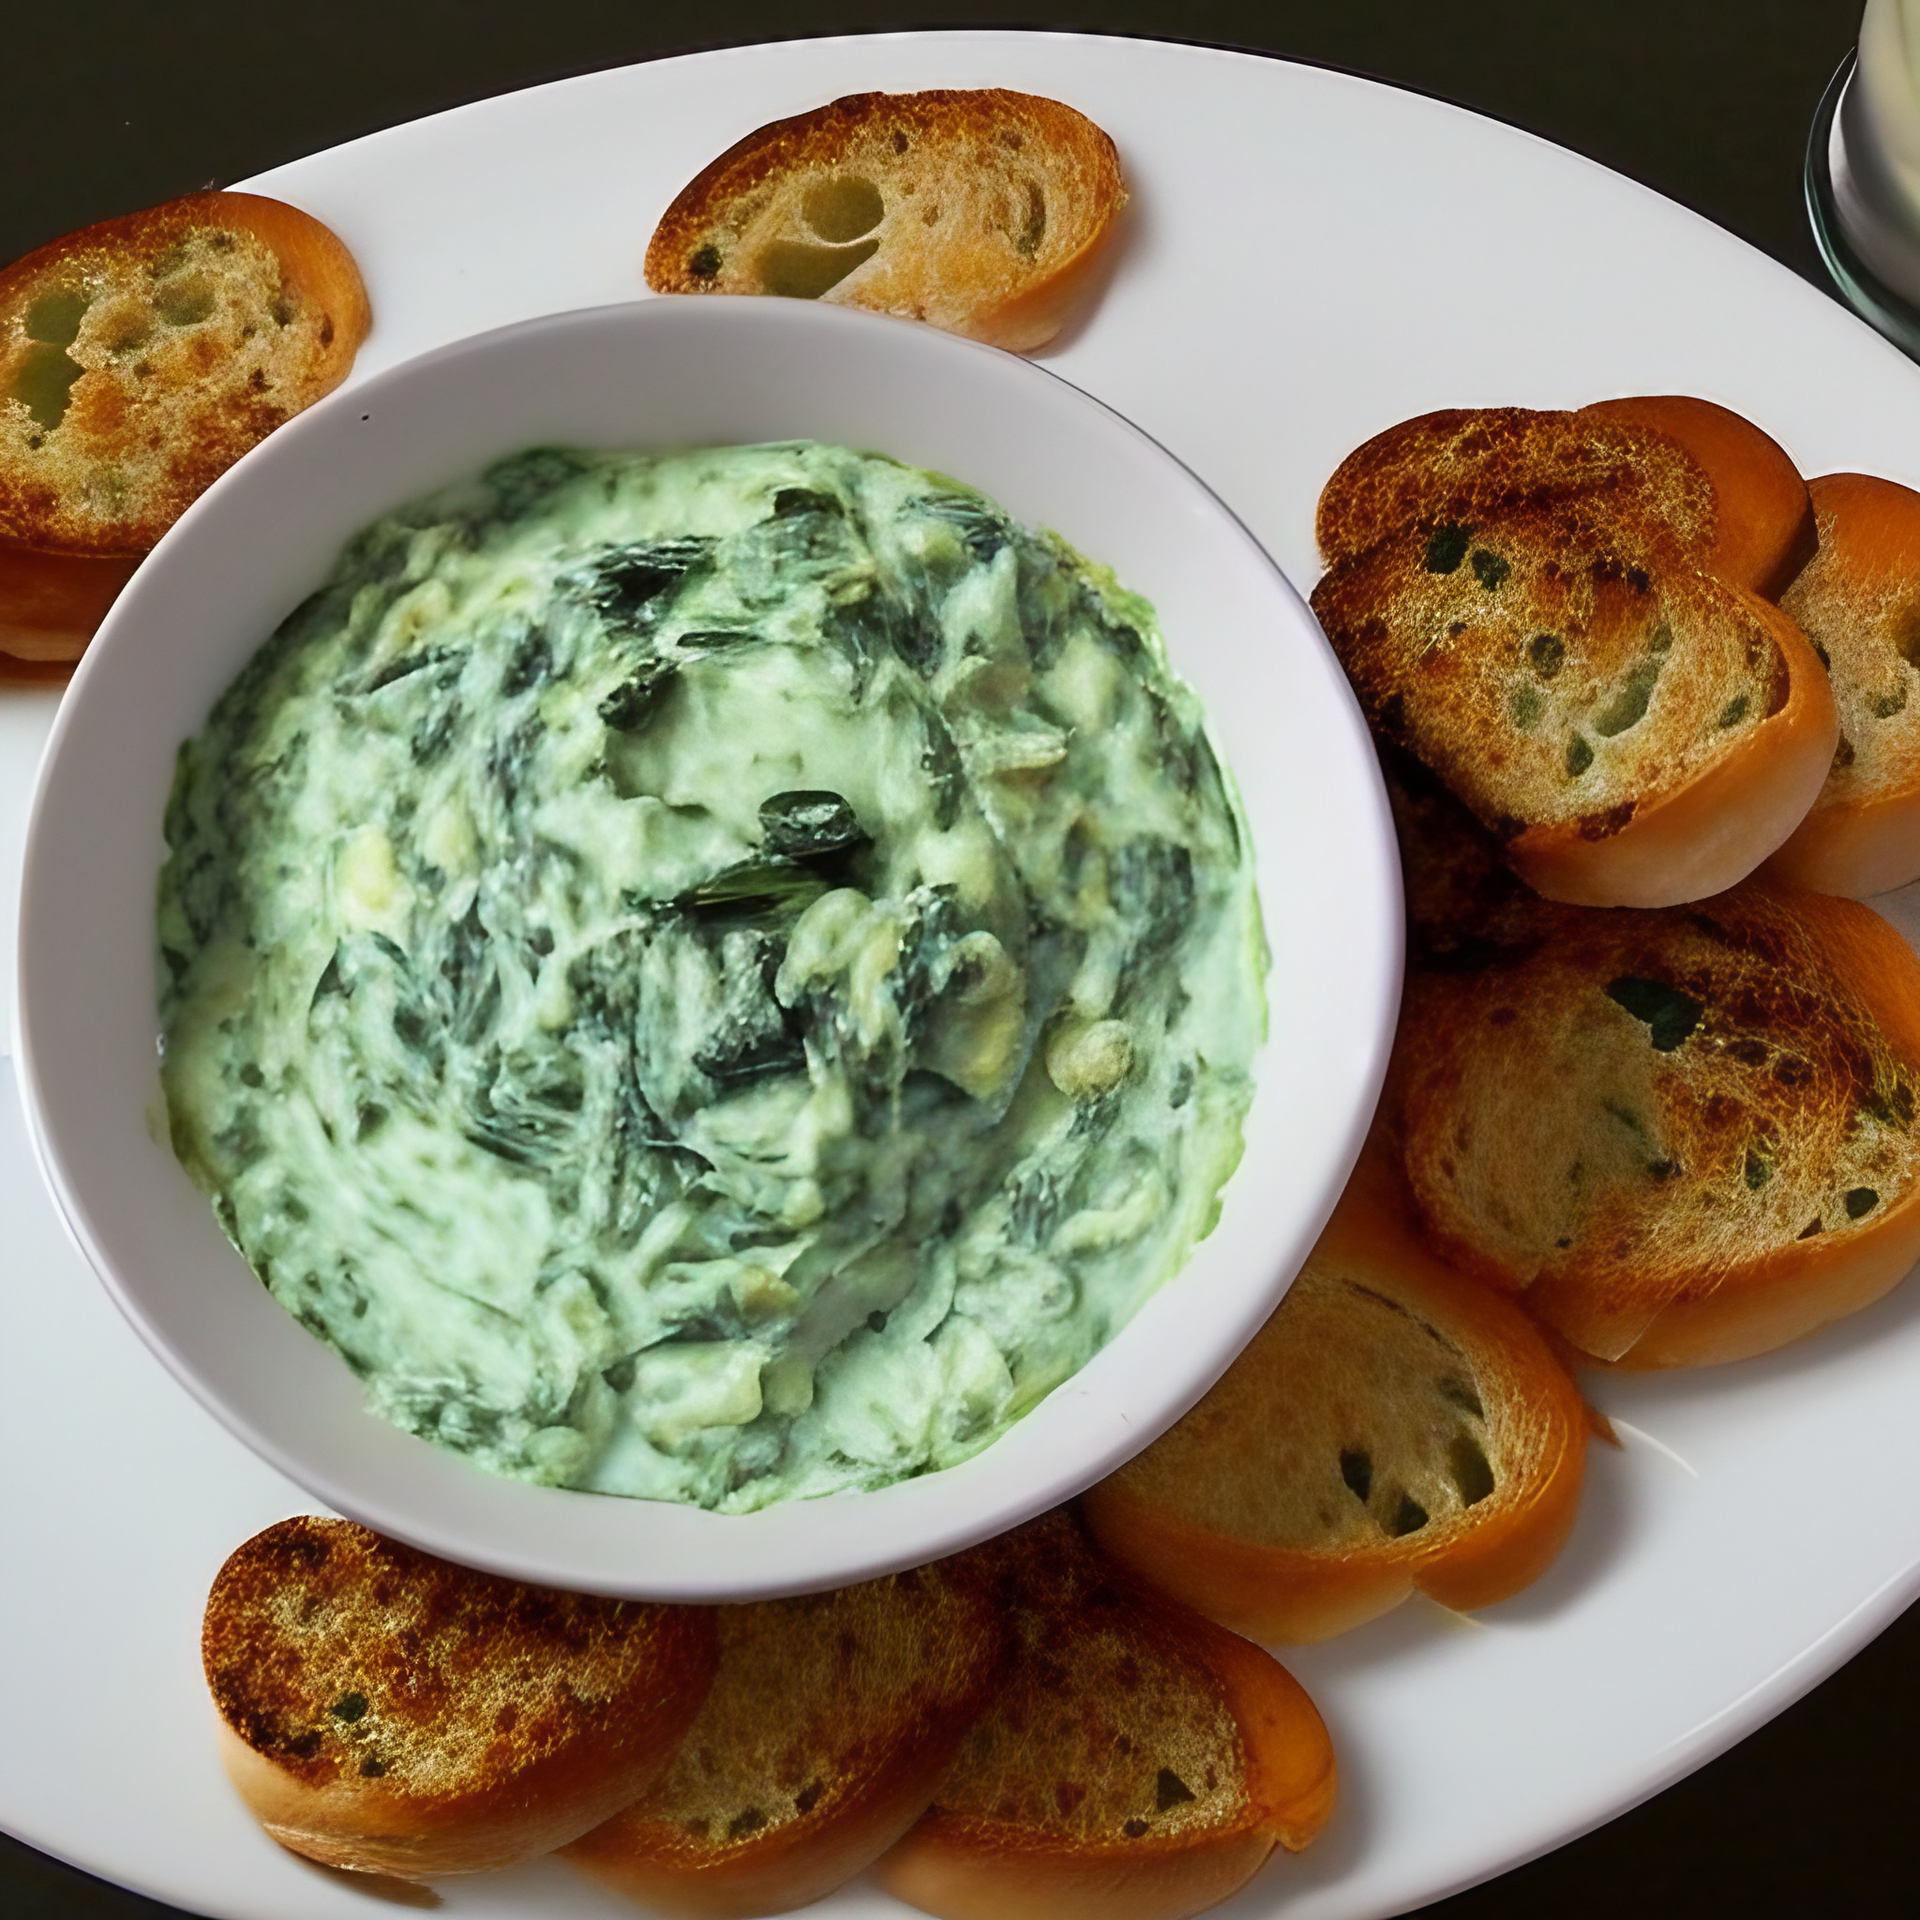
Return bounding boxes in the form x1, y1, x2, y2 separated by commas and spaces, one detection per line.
158, 442, 1265, 1512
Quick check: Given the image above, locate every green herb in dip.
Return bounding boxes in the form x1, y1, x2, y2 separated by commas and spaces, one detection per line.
157, 443, 1265, 1511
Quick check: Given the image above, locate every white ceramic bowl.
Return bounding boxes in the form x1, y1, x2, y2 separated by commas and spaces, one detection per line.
15, 297, 1400, 1600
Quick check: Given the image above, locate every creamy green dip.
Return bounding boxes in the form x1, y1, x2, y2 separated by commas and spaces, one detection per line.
158, 443, 1264, 1511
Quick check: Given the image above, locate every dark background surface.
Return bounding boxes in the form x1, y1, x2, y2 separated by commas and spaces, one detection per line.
5, 1, 1914, 1915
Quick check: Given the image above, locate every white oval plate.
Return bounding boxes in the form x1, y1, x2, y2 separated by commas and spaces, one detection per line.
7, 27, 1920, 1920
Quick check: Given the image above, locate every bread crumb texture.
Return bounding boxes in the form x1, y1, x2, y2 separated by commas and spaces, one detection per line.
646, 90, 1124, 351
1314, 408, 1714, 573
1783, 473, 1920, 809
1310, 404, 1815, 845
603, 1563, 1002, 1860
1105, 1259, 1509, 1556
0, 193, 367, 554
1397, 886, 1920, 1358
1314, 499, 1787, 839
203, 1516, 700, 1803
931, 1513, 1246, 1848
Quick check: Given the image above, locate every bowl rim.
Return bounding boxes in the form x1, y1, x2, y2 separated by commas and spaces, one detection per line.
15, 295, 1402, 1598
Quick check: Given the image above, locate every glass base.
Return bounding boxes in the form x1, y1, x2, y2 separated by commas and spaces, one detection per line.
1806, 47, 1920, 360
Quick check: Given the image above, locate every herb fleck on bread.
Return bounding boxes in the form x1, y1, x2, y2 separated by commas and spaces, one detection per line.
1315, 400, 1814, 601
1316, 406, 1715, 579
203, 1517, 716, 1878
645, 91, 1126, 353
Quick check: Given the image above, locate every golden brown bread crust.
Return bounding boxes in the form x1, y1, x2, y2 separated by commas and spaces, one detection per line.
645, 90, 1125, 353
203, 1517, 716, 1878
1390, 883, 1920, 1365
874, 1512, 1334, 1920
1313, 406, 1715, 573
1314, 399, 1833, 904
1607, 891, 1920, 1365
1766, 472, 1920, 897
1082, 1156, 1590, 1643
0, 653, 82, 684
880, 1823, 1277, 1920
563, 1563, 1007, 1917
1578, 396, 1816, 600
1313, 499, 1838, 906
0, 192, 369, 561
1766, 786, 1920, 902
0, 541, 137, 663
1503, 587, 1838, 906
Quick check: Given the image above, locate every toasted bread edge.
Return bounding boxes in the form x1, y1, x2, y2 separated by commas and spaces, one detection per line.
1598, 1185, 1920, 1369
1186, 1604, 1336, 1852
1580, 395, 1816, 599
0, 543, 137, 659
875, 1823, 1280, 1920
1506, 591, 1838, 906
566, 1726, 971, 1918
1082, 1485, 1418, 1645
217, 1654, 714, 1880
1591, 892, 1920, 1367
1, 190, 371, 563
875, 1584, 1332, 1918
1086, 1196, 1590, 1639
1763, 785, 1920, 898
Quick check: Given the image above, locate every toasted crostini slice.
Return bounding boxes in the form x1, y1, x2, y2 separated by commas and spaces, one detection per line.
1312, 501, 1838, 907
1578, 396, 1816, 600
874, 1511, 1335, 1920
645, 89, 1125, 353
1313, 404, 1716, 575
1765, 472, 1920, 896
1391, 880, 1920, 1366
562, 1561, 1006, 1917
203, 1517, 716, 1879
1081, 1169, 1591, 1644
1, 191, 369, 660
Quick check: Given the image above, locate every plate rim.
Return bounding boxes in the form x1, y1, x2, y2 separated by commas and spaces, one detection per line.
5, 25, 1917, 1920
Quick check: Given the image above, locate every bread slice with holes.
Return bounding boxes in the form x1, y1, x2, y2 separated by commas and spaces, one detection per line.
645, 90, 1125, 353
1311, 493, 1838, 906
1763, 472, 1920, 896
1385, 880, 1920, 1367
562, 1561, 1006, 1916
873, 1510, 1335, 1920
1081, 1153, 1591, 1645
202, 1517, 716, 1879
0, 191, 370, 662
